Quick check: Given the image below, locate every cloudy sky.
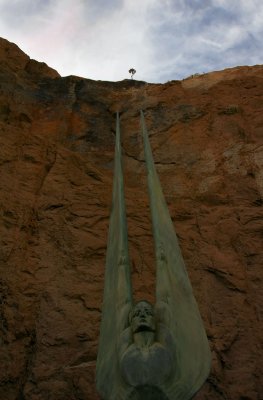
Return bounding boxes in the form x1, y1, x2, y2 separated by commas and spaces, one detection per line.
0, 0, 262, 82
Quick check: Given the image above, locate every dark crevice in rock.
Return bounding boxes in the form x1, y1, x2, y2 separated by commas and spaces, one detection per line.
205, 267, 246, 293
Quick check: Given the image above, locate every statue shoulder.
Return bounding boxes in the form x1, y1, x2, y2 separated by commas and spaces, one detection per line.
156, 322, 175, 348
155, 300, 172, 326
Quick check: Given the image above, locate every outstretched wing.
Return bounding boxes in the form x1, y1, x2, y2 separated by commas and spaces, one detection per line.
96, 113, 133, 400
141, 110, 211, 400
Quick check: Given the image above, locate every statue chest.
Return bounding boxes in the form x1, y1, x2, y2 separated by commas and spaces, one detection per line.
120, 343, 173, 387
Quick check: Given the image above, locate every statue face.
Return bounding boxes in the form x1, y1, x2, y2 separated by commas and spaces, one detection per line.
130, 301, 155, 333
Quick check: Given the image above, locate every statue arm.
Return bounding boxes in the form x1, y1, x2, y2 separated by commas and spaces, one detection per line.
118, 327, 133, 360
156, 244, 172, 303
116, 255, 133, 332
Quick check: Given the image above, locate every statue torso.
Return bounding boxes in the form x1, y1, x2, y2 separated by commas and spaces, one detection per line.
120, 341, 173, 387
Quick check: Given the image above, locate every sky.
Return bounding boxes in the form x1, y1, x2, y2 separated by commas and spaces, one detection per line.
0, 0, 262, 83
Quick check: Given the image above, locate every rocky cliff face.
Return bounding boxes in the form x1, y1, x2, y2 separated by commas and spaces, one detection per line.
0, 37, 262, 400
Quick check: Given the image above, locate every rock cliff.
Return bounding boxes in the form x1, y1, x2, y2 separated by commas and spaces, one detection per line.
0, 37, 262, 400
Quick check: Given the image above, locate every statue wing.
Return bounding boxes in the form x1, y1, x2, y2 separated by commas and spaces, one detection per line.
141, 110, 211, 400
96, 113, 133, 400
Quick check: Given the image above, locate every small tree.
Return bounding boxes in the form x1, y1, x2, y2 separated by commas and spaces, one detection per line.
129, 68, 136, 79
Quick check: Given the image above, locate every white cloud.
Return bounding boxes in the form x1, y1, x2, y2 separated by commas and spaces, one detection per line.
0, 0, 262, 82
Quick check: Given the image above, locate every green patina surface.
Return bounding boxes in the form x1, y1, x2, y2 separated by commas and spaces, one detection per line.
96, 112, 211, 400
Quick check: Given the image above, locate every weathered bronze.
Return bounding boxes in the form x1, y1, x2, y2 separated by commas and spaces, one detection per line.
96, 112, 211, 400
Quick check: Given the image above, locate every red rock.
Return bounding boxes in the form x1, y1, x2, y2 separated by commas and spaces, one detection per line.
0, 37, 262, 399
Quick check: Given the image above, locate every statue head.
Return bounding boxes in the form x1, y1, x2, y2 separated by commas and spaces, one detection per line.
129, 300, 155, 334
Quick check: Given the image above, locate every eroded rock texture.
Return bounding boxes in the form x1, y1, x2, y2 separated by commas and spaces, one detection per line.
0, 37, 262, 400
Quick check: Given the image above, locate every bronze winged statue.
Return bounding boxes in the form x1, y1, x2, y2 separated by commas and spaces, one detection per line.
96, 111, 211, 400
